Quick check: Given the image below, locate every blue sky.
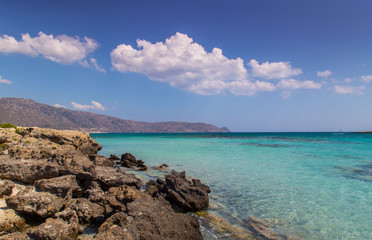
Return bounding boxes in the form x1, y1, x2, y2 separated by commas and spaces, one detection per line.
0, 0, 371, 132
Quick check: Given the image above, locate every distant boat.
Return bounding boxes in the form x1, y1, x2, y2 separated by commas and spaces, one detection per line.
334, 129, 344, 135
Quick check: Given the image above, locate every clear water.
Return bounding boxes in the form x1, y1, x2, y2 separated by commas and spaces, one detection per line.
91, 132, 372, 240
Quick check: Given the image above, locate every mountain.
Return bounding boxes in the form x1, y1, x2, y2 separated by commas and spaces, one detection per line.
0, 98, 229, 133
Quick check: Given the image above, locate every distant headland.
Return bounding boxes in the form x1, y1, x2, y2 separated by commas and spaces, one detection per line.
0, 98, 229, 133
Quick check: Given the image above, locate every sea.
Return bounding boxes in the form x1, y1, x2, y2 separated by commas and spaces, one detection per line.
91, 132, 372, 240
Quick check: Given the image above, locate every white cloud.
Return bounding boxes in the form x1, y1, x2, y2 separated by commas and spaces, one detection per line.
248, 59, 302, 79
361, 75, 372, 83
344, 77, 354, 83
0, 32, 98, 64
317, 70, 332, 78
89, 58, 106, 73
71, 101, 105, 111
0, 75, 12, 84
53, 104, 67, 109
277, 79, 322, 90
111, 32, 275, 96
334, 85, 365, 95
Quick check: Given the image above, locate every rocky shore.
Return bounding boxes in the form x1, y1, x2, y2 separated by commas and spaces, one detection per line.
0, 125, 210, 239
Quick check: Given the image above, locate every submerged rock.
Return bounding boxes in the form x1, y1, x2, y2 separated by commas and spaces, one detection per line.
127, 197, 203, 240
120, 153, 147, 171
158, 171, 210, 212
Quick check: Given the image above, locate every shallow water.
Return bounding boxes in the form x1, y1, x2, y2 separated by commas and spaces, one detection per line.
91, 132, 372, 239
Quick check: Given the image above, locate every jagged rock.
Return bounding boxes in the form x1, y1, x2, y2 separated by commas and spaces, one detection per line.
0, 180, 15, 197
34, 175, 83, 199
90, 155, 115, 167
127, 197, 203, 240
244, 216, 295, 240
109, 154, 120, 161
145, 180, 159, 197
93, 166, 141, 189
0, 232, 30, 240
71, 198, 105, 224
84, 180, 105, 203
6, 186, 65, 218
94, 212, 139, 240
29, 209, 81, 240
0, 157, 61, 184
120, 153, 147, 171
158, 171, 210, 212
156, 164, 168, 170
0, 209, 26, 235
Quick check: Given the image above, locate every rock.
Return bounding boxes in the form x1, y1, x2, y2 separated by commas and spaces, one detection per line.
145, 180, 159, 197
29, 209, 81, 240
108, 154, 120, 161
0, 232, 30, 240
0, 157, 61, 184
158, 171, 210, 212
94, 212, 139, 240
244, 216, 289, 240
6, 186, 65, 218
120, 153, 147, 171
34, 175, 83, 199
0, 180, 15, 197
84, 180, 105, 203
105, 185, 151, 212
93, 166, 141, 189
127, 197, 203, 240
90, 155, 115, 167
71, 198, 105, 224
156, 164, 168, 170
0, 209, 26, 235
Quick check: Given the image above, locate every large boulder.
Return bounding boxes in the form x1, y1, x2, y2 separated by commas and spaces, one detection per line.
6, 186, 65, 218
120, 153, 147, 171
70, 198, 106, 224
29, 209, 81, 240
94, 212, 139, 240
34, 175, 83, 199
127, 197, 203, 240
158, 171, 210, 212
93, 166, 142, 189
0, 157, 61, 184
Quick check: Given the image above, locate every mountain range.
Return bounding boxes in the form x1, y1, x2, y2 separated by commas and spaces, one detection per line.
0, 98, 229, 133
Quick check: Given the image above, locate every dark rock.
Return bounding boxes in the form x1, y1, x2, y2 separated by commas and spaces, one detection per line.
6, 186, 65, 218
34, 175, 83, 199
84, 180, 105, 203
71, 198, 105, 224
109, 154, 120, 161
93, 166, 142, 189
244, 216, 287, 240
127, 197, 203, 240
94, 212, 139, 240
90, 155, 115, 167
156, 164, 168, 170
29, 209, 81, 240
0, 232, 30, 240
0, 180, 15, 197
120, 153, 147, 171
145, 180, 159, 197
105, 185, 151, 212
159, 171, 210, 212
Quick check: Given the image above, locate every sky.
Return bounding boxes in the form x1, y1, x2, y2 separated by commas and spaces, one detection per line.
0, 0, 372, 132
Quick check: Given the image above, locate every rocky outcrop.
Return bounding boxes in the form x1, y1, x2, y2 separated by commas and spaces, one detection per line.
127, 197, 203, 240
157, 171, 211, 212
121, 153, 147, 171
6, 186, 65, 218
0, 126, 207, 239
94, 212, 139, 240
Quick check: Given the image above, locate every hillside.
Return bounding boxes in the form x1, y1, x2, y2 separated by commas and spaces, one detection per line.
0, 98, 229, 133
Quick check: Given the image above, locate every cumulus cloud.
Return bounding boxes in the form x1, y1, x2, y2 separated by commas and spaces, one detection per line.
0, 75, 12, 84
0, 32, 98, 64
277, 79, 322, 90
248, 59, 302, 79
111, 32, 276, 96
53, 104, 67, 109
71, 101, 105, 111
361, 75, 372, 83
334, 85, 365, 95
317, 70, 332, 78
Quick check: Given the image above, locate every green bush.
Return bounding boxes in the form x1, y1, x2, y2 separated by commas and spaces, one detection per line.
0, 123, 17, 129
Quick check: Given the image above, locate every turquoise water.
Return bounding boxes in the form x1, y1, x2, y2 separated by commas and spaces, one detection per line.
91, 132, 372, 239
